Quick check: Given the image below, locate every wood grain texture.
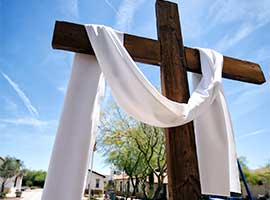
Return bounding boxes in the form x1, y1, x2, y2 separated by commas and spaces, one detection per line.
52, 21, 265, 84
156, 0, 201, 199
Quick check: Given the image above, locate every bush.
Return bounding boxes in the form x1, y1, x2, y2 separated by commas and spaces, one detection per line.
0, 192, 7, 198
22, 170, 46, 188
26, 180, 33, 187
30, 186, 39, 190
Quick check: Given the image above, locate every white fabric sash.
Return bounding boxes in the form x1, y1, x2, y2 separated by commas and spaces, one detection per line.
42, 25, 240, 200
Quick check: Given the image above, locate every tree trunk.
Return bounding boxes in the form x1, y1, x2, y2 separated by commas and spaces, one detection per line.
135, 176, 139, 193
153, 184, 162, 200
130, 177, 136, 196
149, 172, 154, 192
1, 180, 5, 193
152, 177, 163, 200
141, 177, 149, 200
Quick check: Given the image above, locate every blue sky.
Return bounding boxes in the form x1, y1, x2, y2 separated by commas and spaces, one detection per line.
0, 0, 269, 175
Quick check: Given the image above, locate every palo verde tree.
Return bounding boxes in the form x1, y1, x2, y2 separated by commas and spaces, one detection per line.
133, 123, 167, 199
98, 104, 167, 199
98, 104, 145, 196
0, 156, 24, 194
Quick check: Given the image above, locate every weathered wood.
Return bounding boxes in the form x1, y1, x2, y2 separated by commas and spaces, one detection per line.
185, 48, 266, 84
156, 1, 201, 200
52, 21, 265, 84
124, 33, 161, 65
52, 21, 160, 65
52, 21, 94, 55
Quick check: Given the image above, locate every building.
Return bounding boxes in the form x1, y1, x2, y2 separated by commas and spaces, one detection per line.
85, 170, 106, 196
0, 156, 23, 195
113, 172, 168, 199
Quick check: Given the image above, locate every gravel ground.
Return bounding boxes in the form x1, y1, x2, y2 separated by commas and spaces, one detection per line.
3, 189, 98, 200
3, 189, 43, 200
21, 189, 42, 200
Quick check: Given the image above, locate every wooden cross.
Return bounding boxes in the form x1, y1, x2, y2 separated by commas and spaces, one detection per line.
51, 0, 265, 199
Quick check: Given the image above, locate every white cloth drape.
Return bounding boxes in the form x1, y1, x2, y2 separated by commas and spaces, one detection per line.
41, 54, 105, 200
42, 25, 240, 200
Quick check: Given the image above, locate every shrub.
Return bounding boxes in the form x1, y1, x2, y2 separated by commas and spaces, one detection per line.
0, 192, 7, 199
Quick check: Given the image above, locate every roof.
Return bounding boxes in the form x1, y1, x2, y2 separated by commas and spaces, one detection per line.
113, 174, 129, 180
113, 173, 168, 184
88, 170, 106, 178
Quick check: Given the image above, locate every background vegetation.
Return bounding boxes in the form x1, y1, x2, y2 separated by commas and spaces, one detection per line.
22, 169, 47, 188
98, 104, 167, 199
239, 157, 270, 199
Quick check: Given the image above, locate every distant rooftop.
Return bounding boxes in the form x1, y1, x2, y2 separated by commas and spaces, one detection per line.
88, 169, 106, 178
113, 173, 168, 184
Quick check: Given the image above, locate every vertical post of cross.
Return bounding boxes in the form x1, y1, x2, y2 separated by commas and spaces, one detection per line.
156, 0, 201, 199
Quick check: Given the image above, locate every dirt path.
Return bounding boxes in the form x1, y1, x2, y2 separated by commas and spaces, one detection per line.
21, 189, 42, 200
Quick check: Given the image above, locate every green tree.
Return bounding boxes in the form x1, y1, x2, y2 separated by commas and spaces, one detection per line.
238, 156, 258, 185
99, 105, 145, 196
33, 171, 46, 187
0, 156, 24, 194
22, 170, 46, 188
238, 156, 270, 198
133, 123, 166, 199
98, 104, 167, 199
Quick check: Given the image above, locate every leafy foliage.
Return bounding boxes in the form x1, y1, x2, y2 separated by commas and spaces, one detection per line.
239, 156, 270, 186
98, 104, 167, 199
239, 157, 270, 199
22, 170, 47, 188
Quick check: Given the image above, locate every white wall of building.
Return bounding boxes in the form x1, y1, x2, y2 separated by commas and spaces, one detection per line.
0, 157, 23, 193
85, 171, 105, 193
0, 175, 23, 193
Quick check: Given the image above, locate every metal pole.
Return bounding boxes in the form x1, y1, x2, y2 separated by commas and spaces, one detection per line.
237, 159, 254, 200
88, 152, 95, 200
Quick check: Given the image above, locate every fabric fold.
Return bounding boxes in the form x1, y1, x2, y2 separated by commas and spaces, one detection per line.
41, 54, 104, 200
42, 24, 240, 200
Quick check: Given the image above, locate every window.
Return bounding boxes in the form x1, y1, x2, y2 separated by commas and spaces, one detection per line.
120, 181, 123, 192
96, 179, 100, 188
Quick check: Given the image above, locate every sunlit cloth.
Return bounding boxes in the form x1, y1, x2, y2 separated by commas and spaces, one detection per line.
42, 25, 240, 200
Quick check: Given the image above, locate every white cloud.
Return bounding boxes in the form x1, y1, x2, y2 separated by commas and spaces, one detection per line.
0, 117, 49, 127
236, 129, 269, 141
59, 0, 79, 19
2, 72, 39, 117
115, 0, 146, 32
232, 84, 270, 106
208, 0, 270, 26
228, 83, 270, 123
104, 0, 119, 14
208, 0, 270, 51
57, 86, 67, 93
215, 23, 256, 52
69, 0, 79, 18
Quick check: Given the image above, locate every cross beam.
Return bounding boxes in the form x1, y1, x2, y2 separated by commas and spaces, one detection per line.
51, 1, 265, 199
52, 21, 265, 84
156, 1, 200, 199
